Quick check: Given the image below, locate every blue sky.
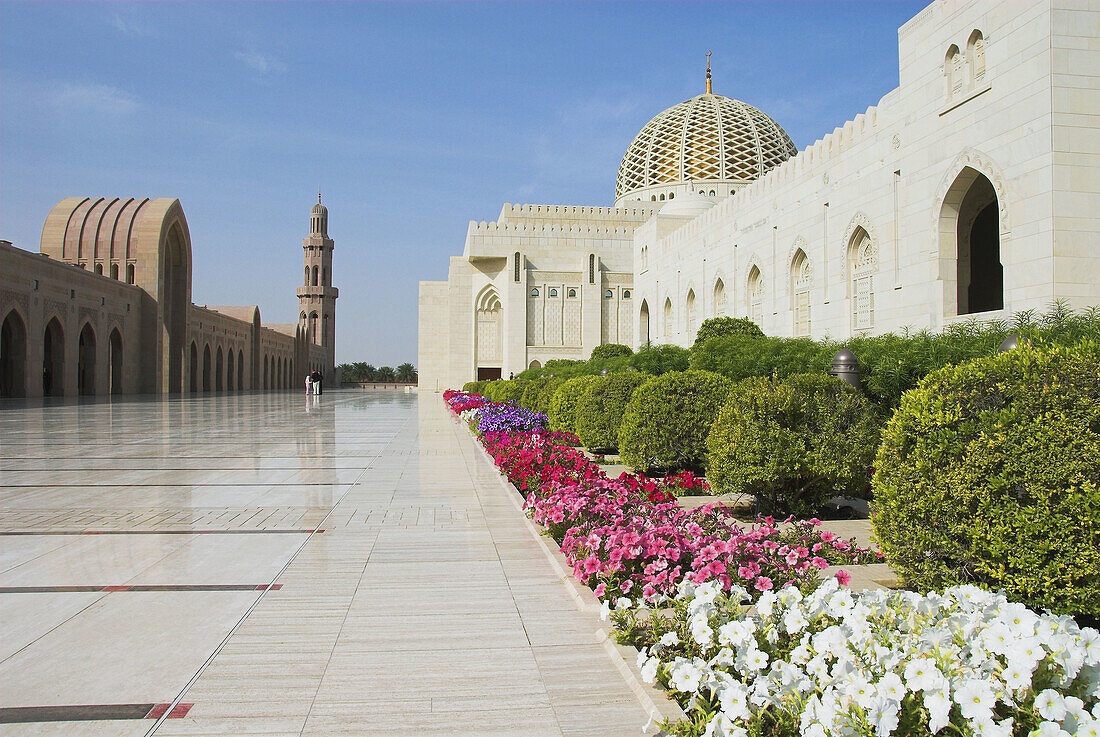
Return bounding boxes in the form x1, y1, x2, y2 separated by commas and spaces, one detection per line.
1, 1, 926, 367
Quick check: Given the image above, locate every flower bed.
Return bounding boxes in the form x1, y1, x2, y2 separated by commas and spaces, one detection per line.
443, 389, 1099, 736
619, 578, 1100, 737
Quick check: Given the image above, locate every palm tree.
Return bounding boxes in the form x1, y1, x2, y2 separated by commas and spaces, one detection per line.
376, 366, 396, 383
396, 363, 417, 383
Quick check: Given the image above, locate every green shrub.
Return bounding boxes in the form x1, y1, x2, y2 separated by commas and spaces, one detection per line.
461, 380, 482, 393
690, 334, 835, 382
618, 370, 733, 473
590, 343, 633, 361
872, 341, 1100, 616
534, 377, 566, 415
575, 372, 649, 451
692, 316, 764, 348
707, 374, 882, 516
494, 379, 529, 404
630, 344, 690, 375
548, 376, 599, 434
519, 378, 549, 411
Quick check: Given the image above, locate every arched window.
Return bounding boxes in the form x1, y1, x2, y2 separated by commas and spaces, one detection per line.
686, 289, 698, 334
641, 246, 648, 270
747, 266, 764, 327
321, 266, 327, 286
549, 288, 558, 297
322, 314, 329, 347
651, 195, 656, 202
604, 289, 614, 299
309, 312, 319, 343
530, 287, 539, 297
126, 264, 135, 284
791, 250, 811, 337
663, 297, 673, 336
639, 300, 650, 345
668, 192, 674, 199
968, 30, 985, 86
95, 263, 103, 275
304, 267, 310, 285
567, 288, 576, 298
529, 360, 541, 370
946, 45, 964, 98
622, 290, 631, 299
848, 228, 877, 330
312, 265, 319, 286
659, 194, 666, 201
709, 190, 716, 196
111, 263, 119, 280
713, 278, 728, 316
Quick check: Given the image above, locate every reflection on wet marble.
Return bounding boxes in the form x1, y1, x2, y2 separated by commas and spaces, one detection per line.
0, 390, 653, 735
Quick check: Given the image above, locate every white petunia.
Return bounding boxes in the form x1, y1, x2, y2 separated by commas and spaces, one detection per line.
639, 656, 659, 684
973, 716, 1013, 737
1074, 715, 1100, 737
1036, 688, 1068, 722
867, 695, 900, 737
717, 682, 750, 721
904, 656, 946, 693
875, 672, 906, 702
1001, 658, 1032, 692
659, 631, 680, 647
1033, 721, 1071, 737
924, 689, 952, 733
954, 678, 996, 722
842, 673, 876, 710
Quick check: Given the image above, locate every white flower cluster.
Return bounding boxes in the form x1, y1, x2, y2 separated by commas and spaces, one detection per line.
460, 408, 479, 424
634, 579, 1100, 737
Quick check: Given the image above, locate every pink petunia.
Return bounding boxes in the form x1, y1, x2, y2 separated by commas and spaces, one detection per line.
835, 570, 852, 586
754, 576, 774, 591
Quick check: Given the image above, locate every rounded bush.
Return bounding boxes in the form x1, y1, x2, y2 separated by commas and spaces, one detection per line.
493, 379, 528, 405
534, 377, 566, 415
707, 373, 882, 516
872, 342, 1100, 616
618, 370, 733, 473
519, 377, 549, 411
692, 316, 764, 348
547, 376, 599, 434
590, 343, 632, 361
575, 372, 649, 451
461, 380, 482, 394
630, 344, 690, 375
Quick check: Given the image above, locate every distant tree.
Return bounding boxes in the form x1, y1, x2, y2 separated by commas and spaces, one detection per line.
361, 364, 377, 382
376, 366, 396, 382
396, 363, 417, 383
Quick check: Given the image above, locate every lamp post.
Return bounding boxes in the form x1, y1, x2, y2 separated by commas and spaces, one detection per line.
828, 349, 861, 389
998, 333, 1020, 353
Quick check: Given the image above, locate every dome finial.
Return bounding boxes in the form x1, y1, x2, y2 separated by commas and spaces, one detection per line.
318, 189, 322, 204
705, 50, 712, 95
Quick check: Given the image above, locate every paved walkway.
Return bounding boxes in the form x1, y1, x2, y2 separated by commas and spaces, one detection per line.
0, 390, 654, 736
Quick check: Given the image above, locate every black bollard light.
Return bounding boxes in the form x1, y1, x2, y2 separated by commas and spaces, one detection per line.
600, 368, 610, 376
829, 349, 861, 389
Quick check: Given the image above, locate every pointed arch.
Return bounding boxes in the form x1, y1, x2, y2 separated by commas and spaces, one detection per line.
712, 276, 728, 317
663, 297, 673, 337
1, 308, 28, 397
237, 349, 245, 389
108, 328, 123, 394
43, 317, 65, 396
746, 263, 764, 328
474, 284, 502, 374
638, 299, 650, 346
226, 348, 234, 392
202, 344, 212, 392
77, 322, 96, 395
848, 225, 877, 330
790, 249, 812, 337
189, 342, 199, 393
215, 346, 224, 391
685, 288, 698, 336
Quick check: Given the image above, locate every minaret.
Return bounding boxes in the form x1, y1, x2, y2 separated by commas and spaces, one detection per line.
297, 193, 338, 379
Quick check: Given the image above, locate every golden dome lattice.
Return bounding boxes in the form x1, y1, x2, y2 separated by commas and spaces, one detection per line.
615, 93, 798, 200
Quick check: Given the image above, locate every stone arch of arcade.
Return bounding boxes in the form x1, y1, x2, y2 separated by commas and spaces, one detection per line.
937, 161, 1005, 317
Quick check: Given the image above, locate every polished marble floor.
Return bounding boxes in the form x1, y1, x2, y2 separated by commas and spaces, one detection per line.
0, 390, 654, 736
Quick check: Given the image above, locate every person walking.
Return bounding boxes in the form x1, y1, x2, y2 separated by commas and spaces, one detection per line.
305, 373, 313, 395
311, 370, 322, 395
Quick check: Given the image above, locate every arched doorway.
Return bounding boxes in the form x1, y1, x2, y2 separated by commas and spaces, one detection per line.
215, 347, 224, 391
529, 360, 541, 370
108, 329, 123, 394
237, 349, 244, 389
77, 323, 96, 395
202, 345, 212, 391
162, 223, 188, 393
189, 342, 199, 392
940, 167, 1002, 315
1, 310, 28, 397
43, 318, 65, 396
474, 286, 502, 381
226, 350, 234, 392
263, 356, 269, 389
638, 300, 650, 346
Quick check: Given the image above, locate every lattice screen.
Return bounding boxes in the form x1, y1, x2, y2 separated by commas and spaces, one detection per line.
616, 94, 798, 200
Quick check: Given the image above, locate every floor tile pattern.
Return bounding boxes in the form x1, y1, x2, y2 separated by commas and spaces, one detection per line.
0, 391, 654, 736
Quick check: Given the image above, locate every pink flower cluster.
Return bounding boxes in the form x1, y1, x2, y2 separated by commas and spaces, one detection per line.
448, 392, 877, 603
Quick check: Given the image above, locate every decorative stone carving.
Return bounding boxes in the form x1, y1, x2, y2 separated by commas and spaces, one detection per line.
932, 148, 1011, 236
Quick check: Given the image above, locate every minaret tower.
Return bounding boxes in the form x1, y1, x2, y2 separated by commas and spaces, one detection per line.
297, 193, 338, 379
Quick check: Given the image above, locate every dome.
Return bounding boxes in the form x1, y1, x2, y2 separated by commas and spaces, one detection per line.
658, 189, 717, 218
311, 200, 327, 217
615, 92, 798, 202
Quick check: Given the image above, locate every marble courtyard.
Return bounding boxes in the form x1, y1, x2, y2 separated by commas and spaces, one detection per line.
0, 390, 659, 736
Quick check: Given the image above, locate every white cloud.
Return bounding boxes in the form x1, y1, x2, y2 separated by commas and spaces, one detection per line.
234, 50, 287, 76
47, 83, 140, 116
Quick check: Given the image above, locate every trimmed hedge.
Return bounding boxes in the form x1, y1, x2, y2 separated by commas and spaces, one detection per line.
618, 370, 733, 473
534, 377, 566, 415
461, 380, 487, 395
575, 371, 649, 451
547, 375, 599, 434
692, 316, 764, 348
872, 341, 1100, 616
690, 334, 835, 382
707, 374, 882, 516
519, 377, 550, 411
590, 343, 632, 361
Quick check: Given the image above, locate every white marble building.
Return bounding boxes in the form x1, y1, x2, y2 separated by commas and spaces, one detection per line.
419, 0, 1099, 392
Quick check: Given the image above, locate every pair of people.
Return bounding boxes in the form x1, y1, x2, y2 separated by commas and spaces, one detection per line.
305, 370, 323, 395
